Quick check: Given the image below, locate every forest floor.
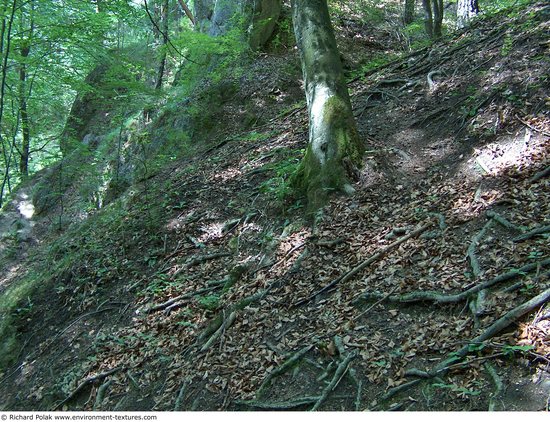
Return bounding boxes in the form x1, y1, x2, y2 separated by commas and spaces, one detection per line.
0, 1, 549, 412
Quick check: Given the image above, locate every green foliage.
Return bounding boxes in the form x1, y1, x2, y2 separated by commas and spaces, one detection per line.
198, 294, 220, 311
259, 154, 303, 203
500, 34, 514, 56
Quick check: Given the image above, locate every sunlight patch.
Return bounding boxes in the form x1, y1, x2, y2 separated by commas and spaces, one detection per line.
468, 128, 547, 176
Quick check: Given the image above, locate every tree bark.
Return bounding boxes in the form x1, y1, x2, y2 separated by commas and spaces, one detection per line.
290, 0, 362, 210
177, 0, 195, 25
422, 0, 443, 38
18, 0, 34, 177
403, 0, 415, 25
422, 0, 433, 38
457, 0, 479, 29
155, 0, 169, 90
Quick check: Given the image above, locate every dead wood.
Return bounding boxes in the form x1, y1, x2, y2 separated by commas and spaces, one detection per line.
512, 225, 550, 242
311, 352, 357, 411
53, 367, 121, 410
360, 258, 550, 305
295, 222, 433, 307
256, 345, 313, 398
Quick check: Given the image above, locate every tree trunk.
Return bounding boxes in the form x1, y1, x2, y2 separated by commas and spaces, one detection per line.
422, 0, 433, 38
432, 0, 443, 38
290, 0, 362, 210
155, 0, 169, 90
457, 0, 479, 29
422, 0, 443, 38
403, 0, 415, 25
18, 0, 33, 178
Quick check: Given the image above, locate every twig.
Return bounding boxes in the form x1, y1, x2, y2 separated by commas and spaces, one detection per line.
294, 222, 433, 306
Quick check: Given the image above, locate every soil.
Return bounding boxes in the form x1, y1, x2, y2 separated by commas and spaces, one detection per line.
0, 1, 548, 412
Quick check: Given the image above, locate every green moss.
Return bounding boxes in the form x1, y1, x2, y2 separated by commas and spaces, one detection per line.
291, 95, 362, 212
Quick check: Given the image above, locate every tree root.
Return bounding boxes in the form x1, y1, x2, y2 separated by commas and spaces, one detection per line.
485, 362, 504, 411
235, 396, 323, 410
200, 310, 237, 352
256, 345, 313, 399
311, 351, 357, 411
530, 166, 550, 183
53, 367, 121, 410
174, 381, 188, 411
358, 258, 550, 305
93, 379, 112, 411
428, 287, 550, 378
467, 219, 493, 278
295, 221, 433, 307
486, 211, 522, 232
513, 225, 550, 242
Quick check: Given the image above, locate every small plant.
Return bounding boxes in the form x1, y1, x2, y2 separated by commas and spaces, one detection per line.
198, 294, 220, 311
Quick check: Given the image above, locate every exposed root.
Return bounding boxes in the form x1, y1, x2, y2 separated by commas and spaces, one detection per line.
53, 367, 122, 410
359, 258, 550, 304
311, 351, 357, 411
512, 225, 550, 242
256, 345, 313, 399
485, 362, 504, 411
295, 221, 433, 307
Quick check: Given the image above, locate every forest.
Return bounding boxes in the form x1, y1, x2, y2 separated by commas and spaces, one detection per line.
0, 0, 549, 412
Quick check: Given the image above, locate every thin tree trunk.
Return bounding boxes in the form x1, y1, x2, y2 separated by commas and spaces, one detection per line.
155, 0, 169, 90
290, 0, 362, 210
403, 0, 415, 25
18, 0, 34, 178
432, 0, 443, 38
422, 0, 433, 38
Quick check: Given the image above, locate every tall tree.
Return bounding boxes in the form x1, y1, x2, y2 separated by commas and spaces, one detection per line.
290, 0, 362, 209
422, 0, 443, 38
403, 0, 416, 25
457, 0, 479, 28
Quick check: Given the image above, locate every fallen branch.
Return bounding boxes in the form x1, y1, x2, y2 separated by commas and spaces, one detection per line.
256, 345, 313, 398
311, 352, 357, 411
512, 225, 550, 242
359, 258, 550, 305
53, 367, 121, 410
294, 222, 433, 306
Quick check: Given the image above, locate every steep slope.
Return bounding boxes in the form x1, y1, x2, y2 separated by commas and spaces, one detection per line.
0, 1, 549, 411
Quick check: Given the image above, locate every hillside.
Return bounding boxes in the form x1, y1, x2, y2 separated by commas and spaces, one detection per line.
0, 0, 549, 412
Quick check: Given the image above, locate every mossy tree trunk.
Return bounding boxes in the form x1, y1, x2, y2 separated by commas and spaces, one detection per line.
290, 0, 362, 210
